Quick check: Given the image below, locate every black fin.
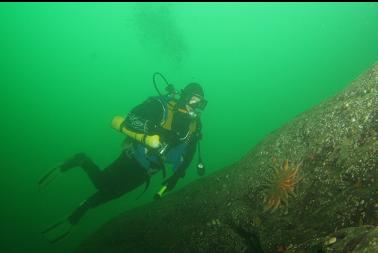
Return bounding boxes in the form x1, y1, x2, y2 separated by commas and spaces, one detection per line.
41, 218, 73, 244
41, 218, 66, 234
38, 167, 60, 190
46, 228, 72, 244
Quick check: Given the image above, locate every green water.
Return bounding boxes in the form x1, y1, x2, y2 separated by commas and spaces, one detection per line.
0, 2, 377, 252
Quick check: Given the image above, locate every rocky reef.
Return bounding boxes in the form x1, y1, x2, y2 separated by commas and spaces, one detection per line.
76, 62, 378, 253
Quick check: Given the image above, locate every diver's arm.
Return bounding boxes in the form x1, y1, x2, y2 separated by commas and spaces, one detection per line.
165, 121, 203, 190
163, 138, 198, 191
124, 97, 164, 134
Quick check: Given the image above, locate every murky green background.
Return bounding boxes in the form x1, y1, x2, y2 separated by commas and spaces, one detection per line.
0, 3, 377, 252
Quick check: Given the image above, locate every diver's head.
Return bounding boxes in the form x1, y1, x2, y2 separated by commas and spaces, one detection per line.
179, 82, 207, 118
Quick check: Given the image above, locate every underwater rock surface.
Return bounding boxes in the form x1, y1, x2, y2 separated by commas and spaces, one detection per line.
76, 63, 378, 253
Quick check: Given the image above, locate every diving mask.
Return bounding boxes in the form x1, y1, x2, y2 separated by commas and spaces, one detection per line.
188, 95, 207, 111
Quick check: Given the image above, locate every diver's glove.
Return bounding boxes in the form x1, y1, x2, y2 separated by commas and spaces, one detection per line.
154, 170, 184, 200
154, 181, 174, 200
166, 169, 186, 189
144, 122, 172, 151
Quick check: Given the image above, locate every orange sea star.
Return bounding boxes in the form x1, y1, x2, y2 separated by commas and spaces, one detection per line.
262, 159, 302, 212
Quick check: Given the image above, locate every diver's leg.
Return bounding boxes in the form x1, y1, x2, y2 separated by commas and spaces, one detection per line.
68, 190, 121, 225
42, 190, 118, 243
67, 154, 150, 225
66, 152, 137, 225
38, 153, 92, 189
43, 153, 149, 243
60, 153, 105, 189
101, 151, 150, 192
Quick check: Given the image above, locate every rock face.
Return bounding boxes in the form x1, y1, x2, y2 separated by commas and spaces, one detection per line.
76, 63, 378, 253
286, 225, 378, 253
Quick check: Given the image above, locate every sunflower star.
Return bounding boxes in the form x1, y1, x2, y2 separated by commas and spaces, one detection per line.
262, 159, 302, 212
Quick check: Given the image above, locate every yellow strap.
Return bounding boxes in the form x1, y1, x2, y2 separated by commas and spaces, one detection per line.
162, 102, 198, 136
161, 102, 175, 130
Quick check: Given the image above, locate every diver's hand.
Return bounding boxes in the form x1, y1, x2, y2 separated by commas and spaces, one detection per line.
154, 169, 185, 200
163, 170, 184, 191
144, 135, 162, 149
154, 185, 168, 200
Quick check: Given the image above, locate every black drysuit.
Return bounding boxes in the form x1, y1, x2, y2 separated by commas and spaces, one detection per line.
66, 96, 201, 225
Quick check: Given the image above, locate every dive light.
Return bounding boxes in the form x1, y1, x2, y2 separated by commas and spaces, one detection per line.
197, 162, 205, 176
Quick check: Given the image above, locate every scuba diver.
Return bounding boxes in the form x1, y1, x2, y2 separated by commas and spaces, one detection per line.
38, 73, 207, 243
